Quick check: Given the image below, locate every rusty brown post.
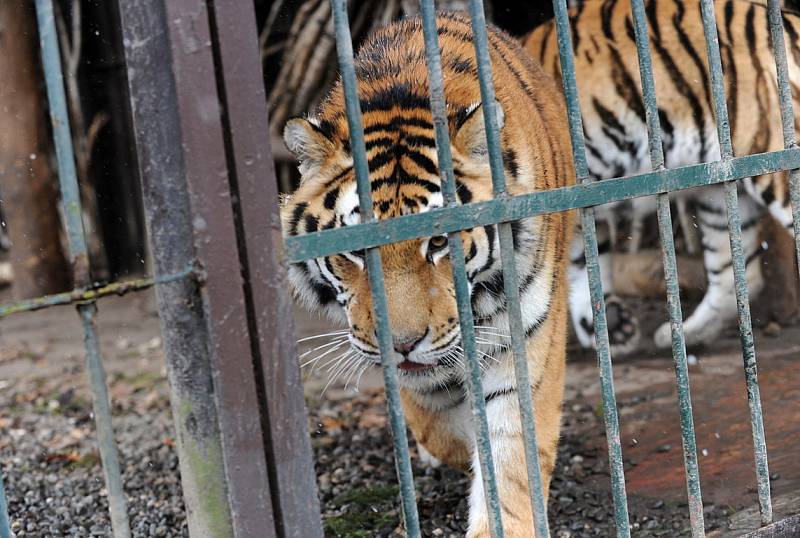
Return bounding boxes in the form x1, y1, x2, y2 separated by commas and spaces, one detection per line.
205, 1, 323, 535
118, 0, 321, 535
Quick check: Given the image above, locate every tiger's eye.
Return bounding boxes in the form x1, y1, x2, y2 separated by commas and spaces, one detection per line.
429, 235, 448, 251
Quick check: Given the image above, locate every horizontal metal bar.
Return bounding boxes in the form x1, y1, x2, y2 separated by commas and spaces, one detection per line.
286, 147, 800, 262
0, 266, 196, 317
742, 512, 800, 537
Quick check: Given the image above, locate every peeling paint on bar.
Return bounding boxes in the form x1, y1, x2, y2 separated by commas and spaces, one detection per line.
766, 0, 800, 287
286, 149, 800, 262
34, 1, 131, 535
329, 1, 422, 535
629, 0, 705, 535
699, 0, 772, 526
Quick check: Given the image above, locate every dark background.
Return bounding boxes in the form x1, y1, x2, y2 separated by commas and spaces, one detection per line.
16, 0, 558, 281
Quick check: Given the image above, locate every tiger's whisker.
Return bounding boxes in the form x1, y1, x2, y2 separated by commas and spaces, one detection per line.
301, 341, 349, 369
297, 330, 349, 343
475, 330, 511, 339
343, 357, 367, 391
322, 354, 361, 395
312, 347, 353, 374
321, 349, 355, 373
353, 360, 372, 392
299, 337, 349, 359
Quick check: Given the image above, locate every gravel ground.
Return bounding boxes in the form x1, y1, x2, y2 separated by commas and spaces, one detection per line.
1, 361, 187, 537
2, 414, 185, 537
2, 370, 731, 538
1, 292, 793, 537
309, 389, 730, 538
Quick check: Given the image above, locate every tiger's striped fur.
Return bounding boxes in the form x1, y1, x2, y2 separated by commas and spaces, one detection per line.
281, 13, 574, 536
527, 0, 799, 350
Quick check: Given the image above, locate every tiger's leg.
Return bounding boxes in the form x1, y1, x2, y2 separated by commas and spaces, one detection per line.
466, 352, 564, 537
654, 189, 765, 348
401, 388, 473, 472
677, 196, 702, 255
627, 209, 645, 253
569, 222, 640, 354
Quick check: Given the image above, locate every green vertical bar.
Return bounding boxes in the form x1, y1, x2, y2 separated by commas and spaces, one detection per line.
698, 0, 772, 525
766, 0, 800, 281
551, 1, 631, 536
34, 1, 131, 536
34, 0, 85, 265
0, 471, 9, 538
328, 2, 421, 535
416, 3, 505, 536
466, 0, 551, 535
628, 1, 705, 535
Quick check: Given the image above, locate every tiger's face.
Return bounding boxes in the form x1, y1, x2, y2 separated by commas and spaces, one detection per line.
281, 101, 510, 390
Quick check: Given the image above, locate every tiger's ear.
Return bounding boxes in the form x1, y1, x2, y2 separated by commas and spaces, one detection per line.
284, 117, 336, 175
453, 100, 505, 160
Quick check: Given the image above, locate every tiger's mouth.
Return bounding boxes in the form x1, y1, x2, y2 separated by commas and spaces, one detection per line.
397, 359, 437, 373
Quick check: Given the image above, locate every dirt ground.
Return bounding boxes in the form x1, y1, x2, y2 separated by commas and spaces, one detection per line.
1, 288, 799, 536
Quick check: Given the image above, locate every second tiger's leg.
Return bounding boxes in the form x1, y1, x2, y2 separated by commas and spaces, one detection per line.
654, 187, 765, 348
569, 221, 640, 354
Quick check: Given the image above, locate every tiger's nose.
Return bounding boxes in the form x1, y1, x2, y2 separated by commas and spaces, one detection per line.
393, 333, 425, 356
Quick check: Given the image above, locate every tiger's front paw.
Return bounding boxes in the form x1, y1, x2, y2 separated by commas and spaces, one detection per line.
605, 296, 640, 355
654, 321, 673, 349
575, 295, 640, 355
654, 315, 725, 349
467, 523, 535, 538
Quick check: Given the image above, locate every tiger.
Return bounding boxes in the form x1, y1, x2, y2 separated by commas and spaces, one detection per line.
281, 12, 574, 537
526, 0, 799, 351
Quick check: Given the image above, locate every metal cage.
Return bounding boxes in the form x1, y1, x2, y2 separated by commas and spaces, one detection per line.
1, 0, 799, 536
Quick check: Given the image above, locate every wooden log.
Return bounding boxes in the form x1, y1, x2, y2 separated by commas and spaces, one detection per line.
613, 215, 799, 328
611, 249, 706, 299
0, 1, 70, 298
